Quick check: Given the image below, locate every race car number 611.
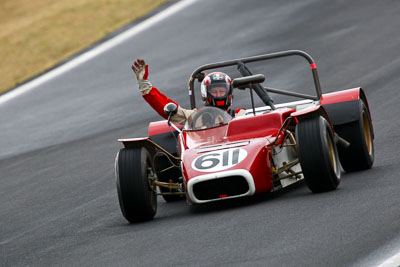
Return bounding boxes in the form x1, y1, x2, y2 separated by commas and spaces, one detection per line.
192, 148, 248, 172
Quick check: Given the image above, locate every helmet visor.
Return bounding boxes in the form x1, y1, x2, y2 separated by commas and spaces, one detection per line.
207, 84, 228, 98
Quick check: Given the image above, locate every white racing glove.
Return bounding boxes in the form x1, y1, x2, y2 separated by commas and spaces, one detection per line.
132, 59, 152, 94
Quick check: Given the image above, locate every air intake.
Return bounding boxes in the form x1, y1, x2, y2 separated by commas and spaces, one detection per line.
193, 176, 249, 201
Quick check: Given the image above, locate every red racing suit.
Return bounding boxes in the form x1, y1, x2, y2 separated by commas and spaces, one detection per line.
142, 86, 246, 125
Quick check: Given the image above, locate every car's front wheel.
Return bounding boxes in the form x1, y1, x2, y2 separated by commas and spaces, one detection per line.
116, 147, 157, 223
296, 116, 341, 193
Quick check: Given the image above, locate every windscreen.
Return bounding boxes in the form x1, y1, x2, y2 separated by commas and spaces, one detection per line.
187, 107, 232, 130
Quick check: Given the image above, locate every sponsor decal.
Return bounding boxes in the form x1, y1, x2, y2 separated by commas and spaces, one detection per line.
192, 148, 247, 172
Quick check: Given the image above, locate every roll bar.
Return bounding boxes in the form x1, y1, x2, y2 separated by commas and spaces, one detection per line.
187, 50, 322, 109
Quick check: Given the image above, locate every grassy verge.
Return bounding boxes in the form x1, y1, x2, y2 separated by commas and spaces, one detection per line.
0, 0, 168, 94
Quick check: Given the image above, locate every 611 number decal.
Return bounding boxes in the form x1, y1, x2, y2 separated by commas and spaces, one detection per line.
192, 148, 247, 172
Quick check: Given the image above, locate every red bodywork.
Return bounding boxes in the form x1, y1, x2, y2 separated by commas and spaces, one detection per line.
320, 88, 362, 105
171, 108, 293, 203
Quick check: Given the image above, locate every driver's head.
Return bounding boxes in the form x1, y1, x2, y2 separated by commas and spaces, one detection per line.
200, 72, 233, 110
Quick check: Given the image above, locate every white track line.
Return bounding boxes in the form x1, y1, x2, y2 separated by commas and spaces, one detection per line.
0, 0, 198, 105
377, 251, 400, 267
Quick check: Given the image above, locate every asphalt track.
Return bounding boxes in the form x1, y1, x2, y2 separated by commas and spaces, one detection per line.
1, 0, 400, 266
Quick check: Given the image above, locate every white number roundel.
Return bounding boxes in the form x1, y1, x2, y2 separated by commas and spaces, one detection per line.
192, 148, 247, 172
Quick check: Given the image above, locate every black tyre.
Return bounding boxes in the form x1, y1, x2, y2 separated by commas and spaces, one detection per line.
296, 116, 341, 193
116, 147, 157, 223
157, 154, 184, 202
336, 101, 374, 172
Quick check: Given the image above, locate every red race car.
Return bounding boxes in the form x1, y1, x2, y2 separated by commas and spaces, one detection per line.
115, 50, 374, 223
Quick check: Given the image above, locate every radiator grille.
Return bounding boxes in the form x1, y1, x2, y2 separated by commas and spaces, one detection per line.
193, 176, 249, 200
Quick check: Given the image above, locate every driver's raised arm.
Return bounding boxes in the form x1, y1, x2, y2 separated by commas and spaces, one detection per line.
132, 59, 194, 124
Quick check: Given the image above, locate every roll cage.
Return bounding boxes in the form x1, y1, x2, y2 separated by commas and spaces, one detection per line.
188, 50, 322, 110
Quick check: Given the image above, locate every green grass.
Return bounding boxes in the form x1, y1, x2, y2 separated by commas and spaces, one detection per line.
0, 0, 168, 94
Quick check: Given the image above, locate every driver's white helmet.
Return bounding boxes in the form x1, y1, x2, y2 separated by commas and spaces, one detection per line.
200, 72, 233, 110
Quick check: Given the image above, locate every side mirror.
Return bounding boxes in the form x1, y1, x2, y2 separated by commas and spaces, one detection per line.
164, 103, 182, 133
232, 74, 265, 89
164, 103, 178, 117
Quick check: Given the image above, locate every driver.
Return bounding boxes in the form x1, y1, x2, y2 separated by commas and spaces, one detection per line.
132, 59, 246, 125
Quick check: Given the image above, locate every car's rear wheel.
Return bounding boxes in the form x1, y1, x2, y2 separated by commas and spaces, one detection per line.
116, 147, 157, 223
296, 116, 341, 193
336, 101, 374, 172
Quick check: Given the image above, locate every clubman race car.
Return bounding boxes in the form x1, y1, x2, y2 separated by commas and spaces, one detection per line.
115, 50, 374, 223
